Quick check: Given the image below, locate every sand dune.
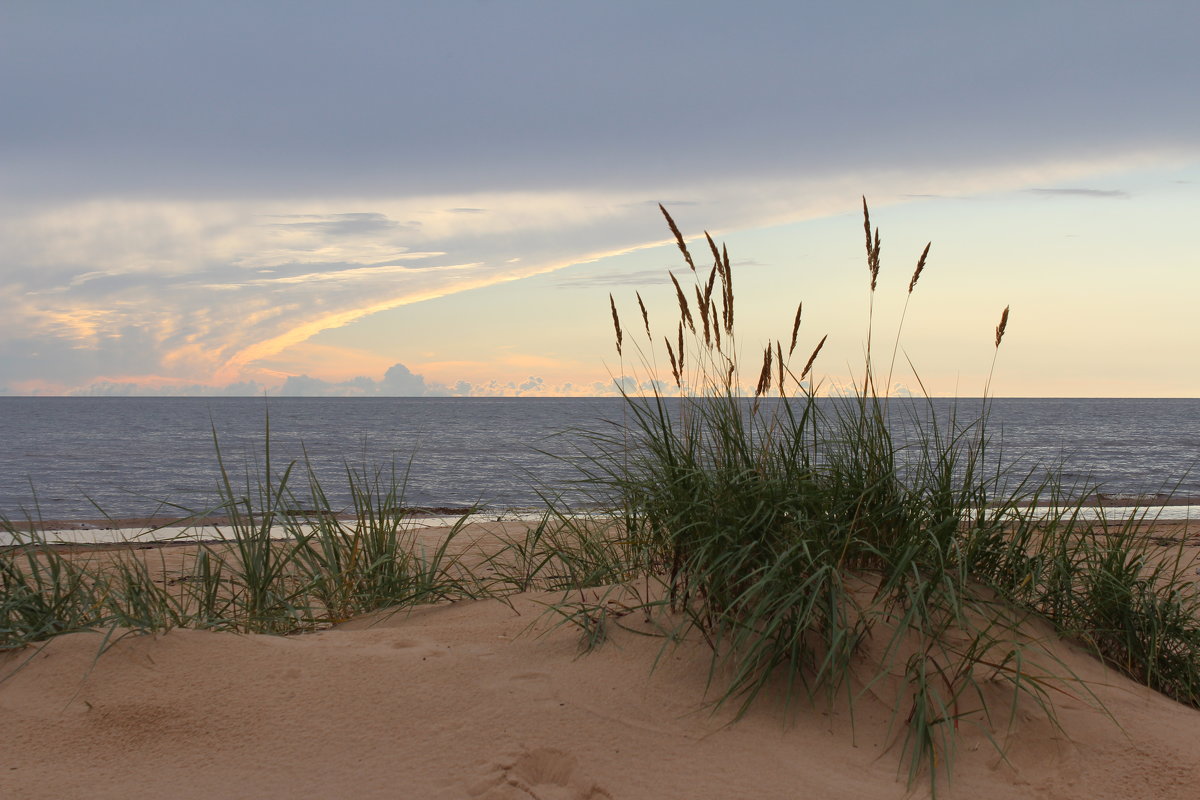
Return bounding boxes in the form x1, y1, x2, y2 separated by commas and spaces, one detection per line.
4, 526, 1200, 799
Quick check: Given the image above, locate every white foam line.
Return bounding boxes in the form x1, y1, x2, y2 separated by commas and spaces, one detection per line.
7, 506, 1193, 548
1010, 505, 1199, 522
1, 511, 556, 547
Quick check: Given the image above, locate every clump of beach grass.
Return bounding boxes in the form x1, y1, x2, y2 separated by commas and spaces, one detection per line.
549, 199, 1200, 791
1, 434, 481, 651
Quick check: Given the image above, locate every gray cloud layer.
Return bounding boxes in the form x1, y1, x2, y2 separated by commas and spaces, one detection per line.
4, 3, 1197, 200
2, 1, 1198, 393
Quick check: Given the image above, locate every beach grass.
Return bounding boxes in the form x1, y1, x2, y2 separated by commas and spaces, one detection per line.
532, 201, 1200, 790
1, 442, 481, 648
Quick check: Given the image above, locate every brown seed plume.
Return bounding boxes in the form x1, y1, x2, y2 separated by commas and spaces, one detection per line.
862, 196, 872, 254
665, 337, 680, 386
755, 344, 773, 397
870, 228, 881, 291
636, 291, 650, 338
711, 298, 722, 351
677, 322, 685, 376
659, 203, 696, 272
862, 197, 880, 291
703, 261, 718, 323
909, 242, 930, 294
722, 243, 734, 334
609, 294, 623, 356
695, 286, 711, 347
800, 334, 828, 380
669, 272, 695, 332
995, 306, 1010, 348
788, 302, 803, 355
705, 232, 721, 270
776, 341, 784, 395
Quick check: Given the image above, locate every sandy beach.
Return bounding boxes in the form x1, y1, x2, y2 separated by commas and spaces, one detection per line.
1, 520, 1198, 799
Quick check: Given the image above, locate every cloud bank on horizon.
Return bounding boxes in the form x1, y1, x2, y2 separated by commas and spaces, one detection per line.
1, 2, 1197, 396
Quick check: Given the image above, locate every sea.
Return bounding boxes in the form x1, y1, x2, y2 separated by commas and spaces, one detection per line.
1, 397, 1197, 536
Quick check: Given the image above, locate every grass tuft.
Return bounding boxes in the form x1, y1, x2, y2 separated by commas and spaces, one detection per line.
550, 200, 1200, 792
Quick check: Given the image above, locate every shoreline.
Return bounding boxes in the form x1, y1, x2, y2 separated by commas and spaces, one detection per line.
4, 495, 1196, 547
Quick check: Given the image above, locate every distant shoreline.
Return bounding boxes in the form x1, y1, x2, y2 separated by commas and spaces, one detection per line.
5, 494, 1196, 548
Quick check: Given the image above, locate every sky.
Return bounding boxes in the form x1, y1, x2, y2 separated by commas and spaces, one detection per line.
2, 1, 1198, 398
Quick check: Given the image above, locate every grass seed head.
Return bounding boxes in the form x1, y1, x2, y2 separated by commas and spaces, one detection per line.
789, 302, 803, 355
665, 336, 680, 385
677, 322, 685, 375
609, 294, 623, 356
695, 285, 712, 347
669, 272, 696, 332
711, 298, 723, 351
755, 343, 773, 397
909, 242, 930, 294
863, 198, 881, 291
776, 341, 784, 395
705, 231, 721, 271
722, 243, 734, 333
660, 203, 696, 272
636, 292, 651, 338
800, 334, 828, 380
995, 305, 1010, 348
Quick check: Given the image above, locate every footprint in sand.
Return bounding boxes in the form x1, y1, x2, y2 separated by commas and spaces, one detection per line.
467, 747, 612, 800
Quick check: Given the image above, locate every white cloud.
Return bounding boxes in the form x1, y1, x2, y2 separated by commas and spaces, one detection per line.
3, 151, 1174, 394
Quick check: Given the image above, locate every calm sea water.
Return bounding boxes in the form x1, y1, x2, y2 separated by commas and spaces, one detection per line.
0, 397, 1197, 522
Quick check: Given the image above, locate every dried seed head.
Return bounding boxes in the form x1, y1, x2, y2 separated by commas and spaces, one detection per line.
755, 344, 773, 397
722, 243, 734, 334
665, 337, 680, 386
695, 286, 711, 347
776, 341, 784, 396
669, 272, 695, 332
862, 197, 873, 258
800, 334, 828, 380
677, 322, 685, 376
995, 306, 1010, 348
636, 291, 650, 338
870, 228, 881, 291
788, 302, 803, 356
711, 298, 722, 351
705, 231, 721, 271
863, 198, 881, 292
609, 294, 623, 356
702, 262, 719, 346
909, 242, 930, 294
659, 203, 696, 272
